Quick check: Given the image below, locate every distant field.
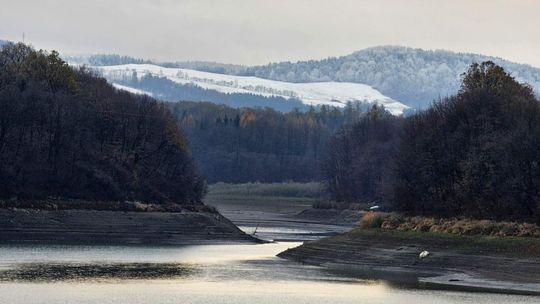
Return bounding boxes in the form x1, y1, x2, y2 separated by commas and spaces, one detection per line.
204, 182, 324, 212
207, 182, 323, 198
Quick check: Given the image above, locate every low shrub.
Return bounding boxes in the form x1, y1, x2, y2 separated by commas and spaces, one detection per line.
380, 213, 404, 229
355, 212, 539, 238
360, 212, 385, 229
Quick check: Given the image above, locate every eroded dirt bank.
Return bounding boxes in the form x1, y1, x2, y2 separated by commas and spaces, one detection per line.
0, 208, 258, 245
278, 229, 540, 295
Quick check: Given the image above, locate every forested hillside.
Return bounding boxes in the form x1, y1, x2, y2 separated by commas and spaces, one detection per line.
243, 46, 540, 109
0, 43, 205, 204
323, 106, 402, 203
324, 62, 540, 223
67, 54, 152, 66
171, 101, 370, 183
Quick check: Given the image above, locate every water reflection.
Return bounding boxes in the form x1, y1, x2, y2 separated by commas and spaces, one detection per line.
0, 243, 536, 304
0, 263, 196, 282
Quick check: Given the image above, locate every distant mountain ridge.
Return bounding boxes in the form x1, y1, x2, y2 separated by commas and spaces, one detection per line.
68, 46, 540, 110
66, 54, 246, 74
242, 46, 540, 108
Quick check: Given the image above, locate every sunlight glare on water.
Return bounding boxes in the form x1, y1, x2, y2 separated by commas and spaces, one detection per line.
0, 243, 536, 304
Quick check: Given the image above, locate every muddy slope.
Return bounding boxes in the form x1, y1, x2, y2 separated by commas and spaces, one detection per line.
278, 230, 540, 294
0, 209, 258, 245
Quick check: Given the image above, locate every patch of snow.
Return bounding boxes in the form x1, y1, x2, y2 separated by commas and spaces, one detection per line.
97, 64, 409, 115
111, 83, 153, 96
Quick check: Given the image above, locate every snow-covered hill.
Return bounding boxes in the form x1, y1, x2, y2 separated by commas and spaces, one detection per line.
243, 46, 540, 108
96, 64, 409, 115
68, 46, 540, 110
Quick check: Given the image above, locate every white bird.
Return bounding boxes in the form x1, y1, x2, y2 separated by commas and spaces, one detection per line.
419, 251, 430, 258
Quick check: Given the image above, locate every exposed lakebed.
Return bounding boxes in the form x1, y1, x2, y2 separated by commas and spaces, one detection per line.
0, 243, 536, 304
0, 195, 537, 302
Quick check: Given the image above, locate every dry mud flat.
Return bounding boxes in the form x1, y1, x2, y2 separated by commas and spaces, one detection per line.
278, 229, 540, 295
210, 201, 354, 241
0, 208, 258, 245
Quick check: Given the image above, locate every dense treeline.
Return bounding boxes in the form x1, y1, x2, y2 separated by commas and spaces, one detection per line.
66, 53, 246, 75
325, 62, 540, 223
66, 53, 152, 66
394, 62, 540, 222
322, 106, 402, 203
170, 101, 368, 183
0, 43, 205, 204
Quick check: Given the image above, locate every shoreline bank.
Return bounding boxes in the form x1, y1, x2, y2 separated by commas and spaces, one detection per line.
278, 228, 540, 295
0, 208, 260, 245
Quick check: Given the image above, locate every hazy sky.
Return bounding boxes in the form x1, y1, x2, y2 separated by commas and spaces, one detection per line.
1, 0, 539, 67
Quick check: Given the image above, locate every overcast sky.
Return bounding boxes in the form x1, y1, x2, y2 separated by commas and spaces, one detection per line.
1, 0, 539, 67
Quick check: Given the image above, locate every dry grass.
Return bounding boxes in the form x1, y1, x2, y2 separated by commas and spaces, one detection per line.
204, 182, 319, 213
359, 213, 540, 238
359, 212, 385, 229
207, 182, 323, 198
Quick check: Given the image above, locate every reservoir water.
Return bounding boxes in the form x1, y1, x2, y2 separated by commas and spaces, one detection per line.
0, 242, 536, 304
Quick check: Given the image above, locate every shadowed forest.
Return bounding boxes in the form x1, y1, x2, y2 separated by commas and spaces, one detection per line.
171, 101, 369, 183
0, 43, 205, 204
324, 62, 540, 222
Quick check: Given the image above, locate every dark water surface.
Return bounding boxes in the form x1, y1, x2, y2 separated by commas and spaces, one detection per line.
0, 243, 536, 304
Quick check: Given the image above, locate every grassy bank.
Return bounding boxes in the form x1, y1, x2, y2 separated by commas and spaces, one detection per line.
205, 182, 323, 206
359, 212, 540, 238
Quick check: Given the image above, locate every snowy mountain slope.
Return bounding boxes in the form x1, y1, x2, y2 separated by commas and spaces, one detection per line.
242, 46, 540, 108
96, 64, 409, 115
68, 46, 540, 110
